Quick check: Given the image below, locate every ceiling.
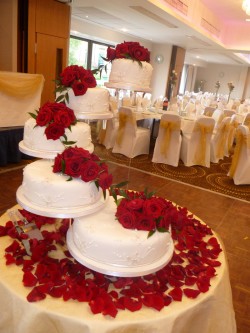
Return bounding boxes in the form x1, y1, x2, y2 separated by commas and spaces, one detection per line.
69, 0, 250, 66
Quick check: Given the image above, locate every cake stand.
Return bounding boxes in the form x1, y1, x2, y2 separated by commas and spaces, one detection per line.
66, 227, 174, 277
16, 186, 108, 219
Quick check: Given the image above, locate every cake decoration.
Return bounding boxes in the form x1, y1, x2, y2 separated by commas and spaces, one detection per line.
53, 146, 113, 198
29, 101, 77, 145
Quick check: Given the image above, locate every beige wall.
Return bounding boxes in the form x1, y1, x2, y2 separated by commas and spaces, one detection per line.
0, 0, 17, 71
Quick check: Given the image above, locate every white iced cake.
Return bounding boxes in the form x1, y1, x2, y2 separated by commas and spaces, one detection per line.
66, 87, 111, 118
105, 59, 153, 92
68, 198, 174, 276
22, 118, 94, 154
21, 159, 102, 209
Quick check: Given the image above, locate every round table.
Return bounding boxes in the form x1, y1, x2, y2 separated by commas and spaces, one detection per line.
0, 207, 236, 333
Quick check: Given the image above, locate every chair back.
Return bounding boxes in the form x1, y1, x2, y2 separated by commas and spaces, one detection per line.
204, 106, 216, 117
116, 107, 136, 146
211, 116, 231, 161
158, 113, 181, 155
212, 108, 224, 125
191, 116, 215, 166
243, 113, 250, 128
0, 71, 44, 127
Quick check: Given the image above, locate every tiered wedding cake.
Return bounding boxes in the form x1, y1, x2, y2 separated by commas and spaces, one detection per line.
17, 56, 174, 277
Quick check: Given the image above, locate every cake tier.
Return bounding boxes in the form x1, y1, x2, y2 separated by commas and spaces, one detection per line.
104, 59, 153, 92
22, 118, 94, 154
66, 87, 111, 118
21, 160, 102, 209
68, 198, 174, 276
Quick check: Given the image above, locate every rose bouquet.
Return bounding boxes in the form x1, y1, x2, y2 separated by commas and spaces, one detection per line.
29, 101, 77, 144
113, 189, 171, 238
227, 81, 235, 102
53, 146, 113, 198
55, 65, 97, 104
92, 41, 150, 77
169, 69, 178, 87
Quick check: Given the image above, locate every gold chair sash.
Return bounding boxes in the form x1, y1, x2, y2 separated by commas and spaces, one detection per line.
216, 122, 230, 159
228, 130, 250, 177
227, 121, 239, 153
116, 112, 135, 146
159, 120, 180, 156
0, 72, 44, 98
98, 128, 106, 144
193, 122, 214, 166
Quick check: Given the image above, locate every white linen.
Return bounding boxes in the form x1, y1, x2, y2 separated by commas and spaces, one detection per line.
0, 207, 236, 333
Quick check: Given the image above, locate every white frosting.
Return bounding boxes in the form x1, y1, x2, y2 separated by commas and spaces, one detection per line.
23, 118, 93, 153
72, 198, 173, 269
66, 87, 111, 117
105, 59, 153, 92
22, 160, 102, 209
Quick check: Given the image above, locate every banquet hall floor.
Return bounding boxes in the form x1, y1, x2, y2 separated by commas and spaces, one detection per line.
0, 159, 249, 333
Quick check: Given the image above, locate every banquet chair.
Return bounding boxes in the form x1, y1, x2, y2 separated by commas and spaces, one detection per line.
112, 107, 150, 158
180, 116, 215, 167
203, 106, 216, 117
227, 114, 239, 156
121, 97, 133, 107
184, 102, 196, 118
228, 125, 250, 185
243, 112, 250, 128
211, 109, 224, 127
210, 116, 231, 163
152, 113, 182, 167
102, 117, 119, 149
223, 109, 236, 117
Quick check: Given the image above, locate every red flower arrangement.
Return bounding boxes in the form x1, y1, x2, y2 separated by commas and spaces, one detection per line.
92, 41, 150, 77
53, 146, 113, 197
113, 189, 171, 237
55, 65, 97, 104
29, 101, 77, 144
1, 200, 222, 318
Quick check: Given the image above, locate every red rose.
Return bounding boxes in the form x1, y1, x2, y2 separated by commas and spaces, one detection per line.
115, 43, 130, 58
72, 81, 88, 96
44, 123, 65, 140
116, 208, 136, 229
98, 172, 113, 190
36, 104, 53, 126
127, 198, 144, 211
54, 109, 75, 128
64, 156, 83, 178
106, 47, 116, 61
53, 154, 63, 173
62, 147, 90, 160
129, 45, 150, 62
60, 67, 75, 86
81, 160, 100, 182
136, 213, 155, 231
143, 198, 165, 218
83, 71, 97, 88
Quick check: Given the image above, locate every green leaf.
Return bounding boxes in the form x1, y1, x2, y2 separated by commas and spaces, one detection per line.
114, 180, 129, 189
28, 112, 37, 120
65, 92, 69, 103
67, 176, 73, 181
147, 230, 156, 238
103, 189, 106, 200
62, 140, 77, 145
56, 94, 65, 102
157, 227, 168, 233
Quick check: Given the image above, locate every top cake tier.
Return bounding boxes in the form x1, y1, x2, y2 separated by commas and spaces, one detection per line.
105, 59, 153, 92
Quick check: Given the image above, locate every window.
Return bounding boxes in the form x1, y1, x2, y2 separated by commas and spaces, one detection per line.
69, 36, 114, 87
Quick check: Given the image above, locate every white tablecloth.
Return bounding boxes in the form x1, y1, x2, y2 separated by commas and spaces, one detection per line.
0, 208, 236, 333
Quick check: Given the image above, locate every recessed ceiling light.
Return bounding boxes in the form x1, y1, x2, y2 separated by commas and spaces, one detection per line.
121, 28, 128, 32
196, 56, 200, 59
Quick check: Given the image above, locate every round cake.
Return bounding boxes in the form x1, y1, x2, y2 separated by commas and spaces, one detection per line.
20, 159, 102, 209
21, 118, 94, 154
105, 59, 153, 92
65, 87, 111, 118
67, 198, 174, 277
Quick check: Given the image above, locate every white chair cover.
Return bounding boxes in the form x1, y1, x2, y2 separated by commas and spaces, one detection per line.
0, 71, 44, 127
180, 116, 215, 167
184, 102, 196, 118
227, 115, 239, 156
112, 107, 151, 158
204, 106, 216, 117
228, 125, 250, 185
152, 113, 182, 167
212, 109, 224, 127
102, 117, 119, 149
210, 117, 231, 163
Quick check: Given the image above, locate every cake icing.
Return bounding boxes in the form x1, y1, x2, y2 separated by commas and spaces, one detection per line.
23, 118, 94, 153
21, 159, 102, 209
70, 198, 173, 274
65, 87, 111, 118
105, 59, 153, 92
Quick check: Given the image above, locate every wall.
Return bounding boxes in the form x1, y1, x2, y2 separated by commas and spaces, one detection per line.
0, 0, 17, 71
195, 63, 249, 100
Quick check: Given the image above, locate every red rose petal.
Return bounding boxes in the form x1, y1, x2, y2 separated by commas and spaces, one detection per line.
183, 288, 201, 299
23, 271, 38, 287
27, 287, 46, 302
168, 287, 183, 301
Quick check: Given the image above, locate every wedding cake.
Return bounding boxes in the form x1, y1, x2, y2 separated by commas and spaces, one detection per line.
22, 118, 93, 154
67, 194, 173, 277
56, 65, 111, 118
103, 41, 153, 92
17, 147, 113, 213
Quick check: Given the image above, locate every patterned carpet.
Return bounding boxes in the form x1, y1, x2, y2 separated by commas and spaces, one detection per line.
94, 141, 250, 202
